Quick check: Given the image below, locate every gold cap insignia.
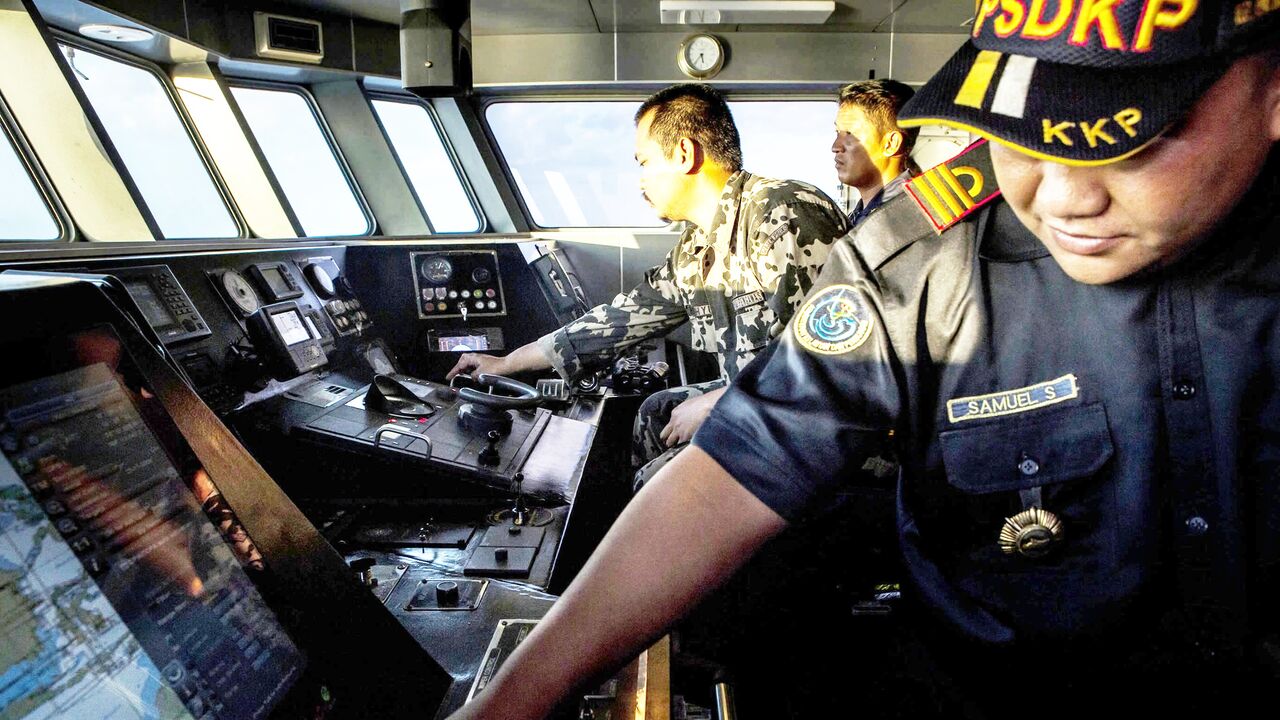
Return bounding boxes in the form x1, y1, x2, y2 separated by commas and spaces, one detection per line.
999, 507, 1063, 558
906, 138, 1002, 234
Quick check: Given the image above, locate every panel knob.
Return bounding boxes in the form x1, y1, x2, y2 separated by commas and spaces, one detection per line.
435, 580, 460, 607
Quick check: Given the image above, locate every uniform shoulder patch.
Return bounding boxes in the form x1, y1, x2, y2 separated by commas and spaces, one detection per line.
793, 284, 874, 355
907, 138, 1002, 234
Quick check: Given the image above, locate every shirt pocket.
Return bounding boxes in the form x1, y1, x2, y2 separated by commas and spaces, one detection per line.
937, 403, 1116, 571
731, 290, 777, 353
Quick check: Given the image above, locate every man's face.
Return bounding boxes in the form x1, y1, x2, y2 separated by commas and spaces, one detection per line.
832, 104, 887, 190
992, 55, 1280, 285
634, 110, 689, 223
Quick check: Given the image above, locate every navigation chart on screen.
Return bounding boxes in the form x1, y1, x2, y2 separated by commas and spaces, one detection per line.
0, 361, 305, 720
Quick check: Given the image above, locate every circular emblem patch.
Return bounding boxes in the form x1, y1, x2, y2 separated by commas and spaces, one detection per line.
793, 284, 873, 355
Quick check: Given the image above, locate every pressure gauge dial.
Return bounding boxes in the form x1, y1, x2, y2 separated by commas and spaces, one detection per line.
420, 256, 454, 285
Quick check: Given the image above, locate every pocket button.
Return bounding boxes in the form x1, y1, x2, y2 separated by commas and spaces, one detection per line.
1017, 453, 1041, 477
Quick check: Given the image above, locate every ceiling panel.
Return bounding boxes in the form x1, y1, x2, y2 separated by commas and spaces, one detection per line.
871, 0, 976, 33
205, 0, 972, 36
269, 0, 400, 24
474, 0, 602, 35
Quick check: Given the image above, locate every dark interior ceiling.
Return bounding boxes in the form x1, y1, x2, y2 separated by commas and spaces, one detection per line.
273, 0, 974, 35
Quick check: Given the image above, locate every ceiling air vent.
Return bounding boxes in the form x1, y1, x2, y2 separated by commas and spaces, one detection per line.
253, 12, 324, 64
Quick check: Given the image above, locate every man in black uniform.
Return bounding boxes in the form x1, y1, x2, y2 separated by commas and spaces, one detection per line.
832, 79, 919, 227
449, 2, 1280, 718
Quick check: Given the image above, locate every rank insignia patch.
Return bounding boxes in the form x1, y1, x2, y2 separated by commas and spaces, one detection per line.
793, 284, 874, 355
907, 138, 1002, 234
947, 374, 1079, 423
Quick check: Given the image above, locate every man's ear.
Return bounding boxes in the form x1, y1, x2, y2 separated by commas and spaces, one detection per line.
882, 130, 904, 158
676, 137, 701, 174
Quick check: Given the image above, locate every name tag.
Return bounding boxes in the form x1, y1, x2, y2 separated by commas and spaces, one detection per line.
947, 374, 1078, 423
690, 304, 713, 319
731, 291, 765, 312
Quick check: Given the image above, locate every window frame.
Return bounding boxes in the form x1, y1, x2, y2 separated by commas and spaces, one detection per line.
54, 33, 249, 241
0, 92, 73, 242
226, 79, 376, 238
365, 91, 486, 235
479, 92, 838, 230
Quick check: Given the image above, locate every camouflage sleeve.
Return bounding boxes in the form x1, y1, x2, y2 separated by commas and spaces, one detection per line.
537, 253, 689, 381
752, 192, 849, 336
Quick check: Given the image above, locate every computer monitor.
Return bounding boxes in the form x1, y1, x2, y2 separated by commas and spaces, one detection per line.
0, 328, 311, 719
0, 273, 449, 719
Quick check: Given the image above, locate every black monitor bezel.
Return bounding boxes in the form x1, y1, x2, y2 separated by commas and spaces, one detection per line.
0, 272, 450, 718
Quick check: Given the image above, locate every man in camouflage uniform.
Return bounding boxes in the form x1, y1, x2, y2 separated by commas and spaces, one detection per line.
448, 84, 847, 486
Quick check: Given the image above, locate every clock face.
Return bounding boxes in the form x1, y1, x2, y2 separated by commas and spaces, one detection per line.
679, 34, 723, 78
686, 36, 720, 72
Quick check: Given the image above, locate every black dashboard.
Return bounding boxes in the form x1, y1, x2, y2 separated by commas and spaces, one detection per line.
0, 239, 641, 719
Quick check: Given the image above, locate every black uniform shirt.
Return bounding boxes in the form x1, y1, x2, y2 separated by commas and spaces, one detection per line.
695, 161, 1280, 648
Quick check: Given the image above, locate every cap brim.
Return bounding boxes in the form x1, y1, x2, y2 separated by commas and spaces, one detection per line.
899, 41, 1228, 167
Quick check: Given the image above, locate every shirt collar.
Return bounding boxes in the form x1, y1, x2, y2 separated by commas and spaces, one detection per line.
687, 170, 750, 254
851, 170, 912, 227
978, 200, 1051, 262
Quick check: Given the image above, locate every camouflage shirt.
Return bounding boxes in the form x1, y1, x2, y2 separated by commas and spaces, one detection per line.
537, 171, 847, 382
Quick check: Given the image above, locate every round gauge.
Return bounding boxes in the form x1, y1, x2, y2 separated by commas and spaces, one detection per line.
677, 34, 725, 79
471, 266, 492, 284
220, 270, 260, 316
304, 263, 336, 299
420, 256, 454, 285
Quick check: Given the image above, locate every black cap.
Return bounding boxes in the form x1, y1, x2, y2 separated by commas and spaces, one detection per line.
899, 1, 1280, 166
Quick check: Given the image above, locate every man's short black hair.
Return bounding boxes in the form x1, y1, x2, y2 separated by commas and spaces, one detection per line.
635, 83, 743, 173
838, 79, 920, 157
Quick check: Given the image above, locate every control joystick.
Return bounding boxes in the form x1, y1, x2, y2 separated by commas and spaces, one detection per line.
456, 373, 541, 437
484, 470, 554, 527
478, 430, 501, 466
510, 472, 530, 526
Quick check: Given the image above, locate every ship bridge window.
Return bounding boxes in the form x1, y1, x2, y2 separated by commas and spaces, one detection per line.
485, 99, 839, 228
56, 43, 240, 240
0, 112, 62, 241
229, 85, 373, 237
370, 97, 482, 233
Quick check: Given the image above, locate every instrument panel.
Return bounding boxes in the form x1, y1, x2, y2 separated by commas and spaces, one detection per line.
297, 256, 371, 336
411, 250, 507, 319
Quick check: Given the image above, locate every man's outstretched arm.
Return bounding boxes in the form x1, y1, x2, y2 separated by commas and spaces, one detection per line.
447, 446, 787, 720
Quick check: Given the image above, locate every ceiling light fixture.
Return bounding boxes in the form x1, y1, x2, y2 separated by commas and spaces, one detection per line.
659, 1, 836, 25
78, 23, 155, 43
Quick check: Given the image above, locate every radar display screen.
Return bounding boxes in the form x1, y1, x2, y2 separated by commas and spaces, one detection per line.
0, 329, 307, 720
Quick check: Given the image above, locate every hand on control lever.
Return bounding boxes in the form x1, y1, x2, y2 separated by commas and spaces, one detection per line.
445, 352, 507, 381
